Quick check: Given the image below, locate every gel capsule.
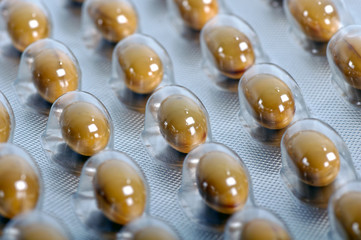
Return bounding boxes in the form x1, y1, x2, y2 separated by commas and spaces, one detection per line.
204, 26, 255, 79
17, 223, 68, 240
32, 48, 79, 103
60, 102, 110, 156
117, 43, 163, 94
196, 151, 248, 214
287, 0, 341, 42
174, 0, 219, 31
0, 155, 40, 219
133, 227, 177, 240
0, 102, 11, 143
158, 95, 208, 153
240, 219, 291, 240
285, 130, 340, 187
5, 1, 50, 52
242, 74, 295, 129
93, 159, 147, 225
87, 0, 137, 42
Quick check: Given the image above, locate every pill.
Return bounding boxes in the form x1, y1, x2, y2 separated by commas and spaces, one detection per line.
0, 102, 11, 143
205, 26, 255, 79
60, 102, 110, 156
288, 0, 341, 42
285, 130, 340, 187
6, 1, 50, 52
133, 227, 177, 240
32, 48, 79, 103
240, 219, 291, 240
117, 44, 163, 94
242, 74, 295, 129
93, 159, 147, 225
174, 0, 219, 31
0, 154, 40, 219
87, 0, 137, 42
158, 95, 208, 153
18, 223, 68, 240
196, 151, 248, 214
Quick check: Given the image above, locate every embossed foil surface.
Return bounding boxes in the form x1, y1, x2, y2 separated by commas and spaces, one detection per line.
1, 0, 361, 239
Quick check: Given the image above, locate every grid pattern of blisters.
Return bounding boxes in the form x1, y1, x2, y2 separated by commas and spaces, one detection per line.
0, 0, 361, 239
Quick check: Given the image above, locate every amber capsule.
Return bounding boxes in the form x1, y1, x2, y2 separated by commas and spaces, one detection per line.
288, 0, 341, 42
174, 0, 219, 31
286, 130, 340, 187
0, 155, 40, 219
242, 74, 295, 129
334, 192, 361, 240
60, 102, 110, 156
196, 151, 248, 214
117, 44, 163, 94
18, 224, 68, 240
158, 95, 208, 153
6, 1, 50, 52
205, 26, 255, 79
0, 102, 11, 143
87, 0, 137, 42
329, 33, 361, 89
32, 49, 79, 103
93, 159, 147, 225
240, 219, 291, 240
133, 227, 177, 240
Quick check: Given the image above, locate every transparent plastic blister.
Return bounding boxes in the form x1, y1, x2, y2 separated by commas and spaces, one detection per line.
200, 14, 268, 92
72, 150, 149, 239
81, 0, 139, 50
224, 207, 293, 240
0, 0, 52, 53
328, 181, 361, 240
284, 0, 352, 55
327, 25, 361, 106
0, 143, 43, 233
2, 211, 72, 240
280, 118, 357, 208
14, 38, 81, 115
120, 216, 180, 240
109, 33, 175, 113
141, 85, 212, 168
238, 63, 309, 146
0, 91, 15, 144
178, 142, 253, 230
41, 91, 114, 174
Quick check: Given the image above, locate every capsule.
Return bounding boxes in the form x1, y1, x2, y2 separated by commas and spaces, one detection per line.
133, 227, 177, 240
32, 49, 79, 103
18, 223, 68, 240
5, 1, 50, 52
0, 155, 40, 219
93, 159, 147, 225
285, 130, 340, 187
174, 0, 219, 31
0, 102, 11, 143
242, 74, 295, 129
288, 0, 341, 42
87, 0, 138, 42
117, 44, 163, 94
205, 26, 255, 79
240, 219, 291, 240
196, 151, 248, 214
329, 33, 361, 89
334, 192, 361, 240
60, 102, 110, 156
158, 95, 208, 153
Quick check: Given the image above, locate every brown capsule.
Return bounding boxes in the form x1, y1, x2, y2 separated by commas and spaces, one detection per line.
334, 192, 361, 240
174, 0, 219, 31
286, 130, 340, 187
205, 26, 255, 79
158, 95, 208, 153
93, 159, 147, 225
0, 155, 40, 219
87, 0, 138, 43
330, 33, 361, 89
32, 48, 79, 103
0, 102, 11, 143
18, 223, 68, 240
288, 0, 341, 42
60, 102, 110, 156
6, 1, 50, 52
117, 44, 163, 94
133, 227, 177, 240
242, 74, 295, 130
196, 151, 248, 214
240, 219, 291, 240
